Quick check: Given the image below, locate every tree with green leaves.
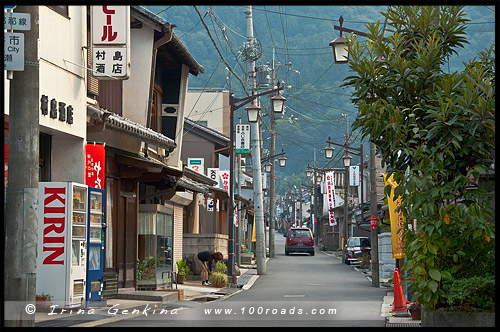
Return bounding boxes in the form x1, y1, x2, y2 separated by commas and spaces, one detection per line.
344, 6, 495, 311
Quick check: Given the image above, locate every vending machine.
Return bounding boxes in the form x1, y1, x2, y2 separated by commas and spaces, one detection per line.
86, 187, 105, 307
37, 182, 88, 308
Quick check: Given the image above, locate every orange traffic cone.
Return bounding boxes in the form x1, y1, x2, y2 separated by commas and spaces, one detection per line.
390, 268, 409, 312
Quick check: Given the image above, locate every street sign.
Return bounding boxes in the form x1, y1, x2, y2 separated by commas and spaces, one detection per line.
4, 32, 24, 71
235, 124, 250, 153
4, 5, 17, 9
350, 165, 360, 186
4, 12, 31, 30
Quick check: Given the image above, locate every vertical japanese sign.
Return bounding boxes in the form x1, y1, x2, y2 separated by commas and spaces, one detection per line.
325, 171, 337, 226
384, 174, 406, 259
85, 144, 106, 189
91, 6, 130, 79
219, 170, 230, 196
234, 204, 238, 227
349, 165, 359, 186
235, 124, 250, 153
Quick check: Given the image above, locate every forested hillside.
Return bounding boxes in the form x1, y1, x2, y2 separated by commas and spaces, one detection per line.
147, 5, 495, 194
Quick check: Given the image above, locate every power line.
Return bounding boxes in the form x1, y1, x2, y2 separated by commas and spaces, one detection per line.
194, 5, 249, 96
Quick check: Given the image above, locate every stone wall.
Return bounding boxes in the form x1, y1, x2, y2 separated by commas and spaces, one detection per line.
378, 232, 396, 280
183, 233, 228, 275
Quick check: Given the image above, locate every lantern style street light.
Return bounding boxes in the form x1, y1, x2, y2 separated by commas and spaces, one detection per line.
278, 155, 287, 168
245, 103, 261, 123
271, 93, 286, 114
262, 149, 287, 172
229, 83, 284, 279
325, 144, 335, 159
264, 162, 272, 173
329, 16, 350, 64
343, 152, 352, 168
328, 14, 382, 287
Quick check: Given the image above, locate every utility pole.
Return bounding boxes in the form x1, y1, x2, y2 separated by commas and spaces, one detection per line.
313, 158, 319, 245
4, 6, 39, 327
370, 142, 380, 286
245, 5, 266, 274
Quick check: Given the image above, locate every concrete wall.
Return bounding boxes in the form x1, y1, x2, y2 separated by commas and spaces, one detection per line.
184, 90, 230, 136
183, 233, 228, 275
378, 232, 396, 280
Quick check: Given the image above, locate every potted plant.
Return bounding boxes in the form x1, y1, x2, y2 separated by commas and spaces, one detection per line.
176, 259, 189, 284
36, 293, 52, 303
408, 302, 422, 320
209, 261, 228, 288
36, 293, 52, 312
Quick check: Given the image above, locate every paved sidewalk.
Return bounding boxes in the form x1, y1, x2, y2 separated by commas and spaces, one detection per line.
34, 265, 259, 327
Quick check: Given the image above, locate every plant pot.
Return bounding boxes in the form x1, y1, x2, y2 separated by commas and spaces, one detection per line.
176, 274, 185, 284
409, 308, 421, 320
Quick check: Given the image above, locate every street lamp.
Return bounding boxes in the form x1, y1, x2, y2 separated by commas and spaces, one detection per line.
329, 15, 381, 287
271, 93, 286, 114
264, 162, 272, 173
342, 151, 352, 252
229, 84, 284, 278
245, 103, 261, 123
306, 165, 312, 178
343, 152, 352, 168
278, 155, 287, 167
325, 144, 335, 160
329, 16, 349, 64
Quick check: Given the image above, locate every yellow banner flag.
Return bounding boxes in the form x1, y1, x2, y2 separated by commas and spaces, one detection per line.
384, 174, 406, 259
252, 214, 256, 242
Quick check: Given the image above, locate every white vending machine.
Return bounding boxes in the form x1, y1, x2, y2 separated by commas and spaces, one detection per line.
37, 182, 88, 308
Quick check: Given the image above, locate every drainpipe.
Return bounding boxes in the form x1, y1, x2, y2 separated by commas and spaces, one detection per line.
145, 23, 175, 156
212, 145, 230, 168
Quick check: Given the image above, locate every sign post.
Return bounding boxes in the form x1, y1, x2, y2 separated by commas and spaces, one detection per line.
235, 124, 250, 153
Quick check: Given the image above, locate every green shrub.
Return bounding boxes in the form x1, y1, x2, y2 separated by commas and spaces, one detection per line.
443, 275, 495, 312
176, 259, 190, 278
214, 261, 227, 274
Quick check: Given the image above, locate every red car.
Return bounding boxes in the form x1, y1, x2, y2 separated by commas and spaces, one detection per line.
285, 227, 315, 256
343, 237, 371, 265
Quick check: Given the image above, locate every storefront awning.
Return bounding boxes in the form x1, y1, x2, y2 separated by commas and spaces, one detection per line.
87, 104, 177, 153
176, 176, 210, 195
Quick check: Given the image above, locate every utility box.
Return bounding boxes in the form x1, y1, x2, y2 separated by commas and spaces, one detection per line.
256, 65, 271, 89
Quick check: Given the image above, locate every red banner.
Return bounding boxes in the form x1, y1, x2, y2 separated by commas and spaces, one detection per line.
85, 143, 105, 189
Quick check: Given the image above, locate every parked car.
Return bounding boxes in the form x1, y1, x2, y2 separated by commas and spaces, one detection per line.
343, 237, 371, 265
285, 227, 315, 256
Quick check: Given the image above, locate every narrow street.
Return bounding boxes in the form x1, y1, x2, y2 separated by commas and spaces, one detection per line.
97, 232, 386, 327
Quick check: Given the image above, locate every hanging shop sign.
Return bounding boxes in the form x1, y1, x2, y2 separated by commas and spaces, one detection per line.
91, 6, 130, 79
219, 170, 230, 196
188, 158, 204, 174
85, 143, 106, 189
325, 171, 337, 226
207, 168, 220, 188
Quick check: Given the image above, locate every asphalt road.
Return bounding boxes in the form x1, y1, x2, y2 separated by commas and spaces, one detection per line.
100, 231, 387, 327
